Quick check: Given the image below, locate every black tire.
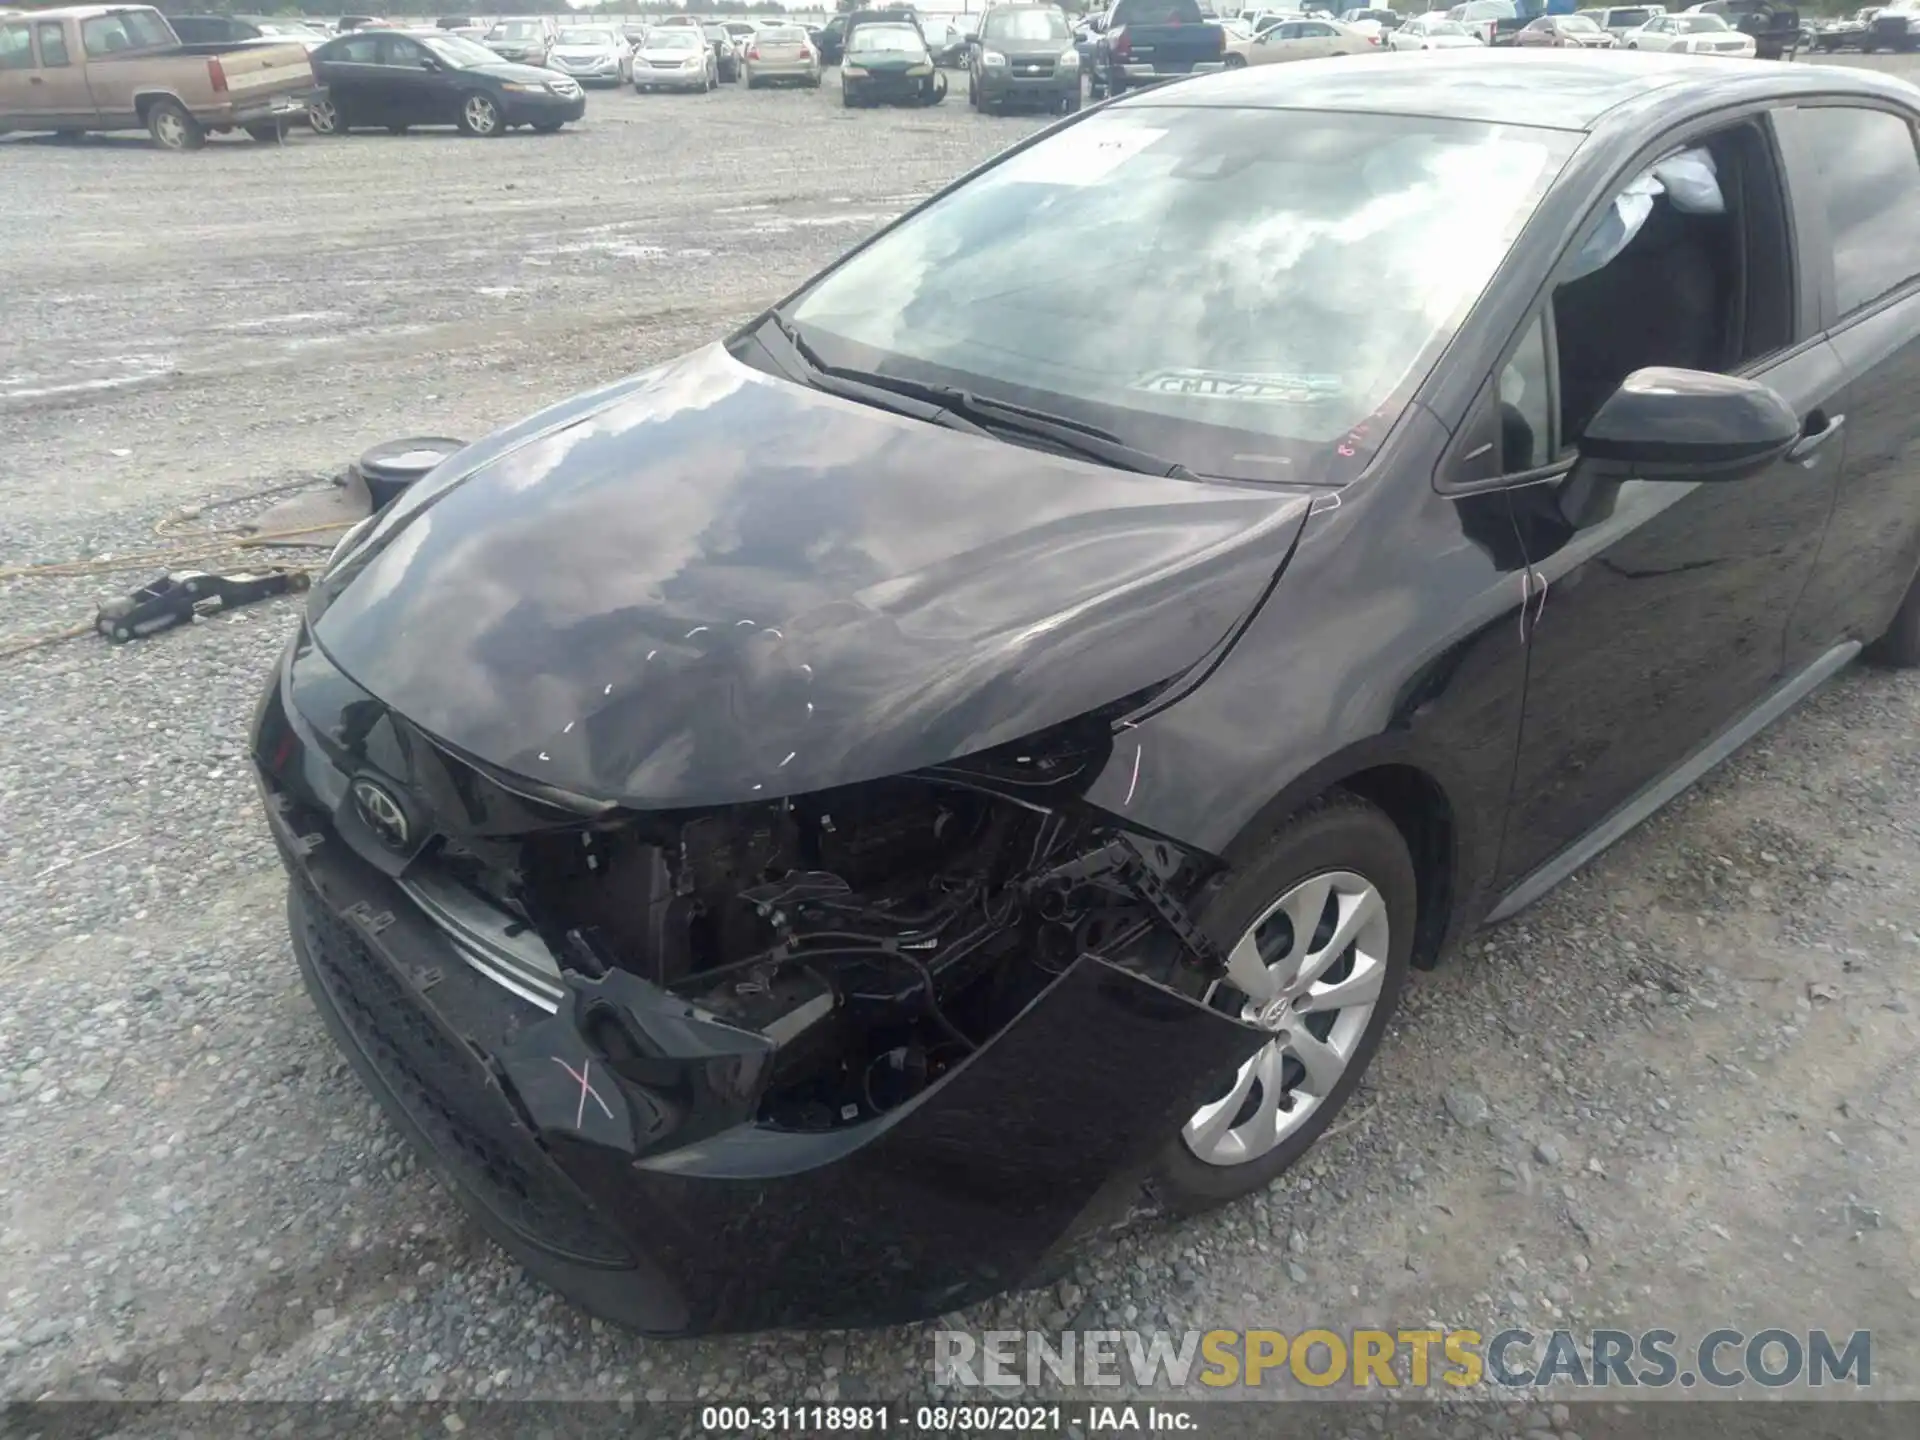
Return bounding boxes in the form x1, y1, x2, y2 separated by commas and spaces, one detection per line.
1152, 792, 1416, 1211
1223, 53, 1247, 68
245, 120, 287, 142
308, 94, 348, 134
1865, 564, 1920, 667
146, 98, 204, 152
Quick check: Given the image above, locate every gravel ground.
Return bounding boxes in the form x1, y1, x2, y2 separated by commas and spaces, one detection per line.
4, 56, 1920, 1427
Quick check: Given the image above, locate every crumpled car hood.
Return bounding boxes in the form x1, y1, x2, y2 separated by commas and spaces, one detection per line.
312, 342, 1310, 809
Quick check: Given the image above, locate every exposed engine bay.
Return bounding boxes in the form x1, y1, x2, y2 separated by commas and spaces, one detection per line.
430, 716, 1225, 1132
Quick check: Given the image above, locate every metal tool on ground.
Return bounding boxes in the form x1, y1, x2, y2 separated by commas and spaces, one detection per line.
95, 568, 312, 644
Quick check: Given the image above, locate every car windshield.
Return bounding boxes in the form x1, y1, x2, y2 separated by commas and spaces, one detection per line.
782, 108, 1575, 483
1610, 6, 1653, 20
650, 29, 701, 48
984, 8, 1072, 39
850, 23, 924, 50
421, 33, 500, 64
489, 21, 542, 38
556, 28, 612, 45
1425, 18, 1471, 32
258, 21, 325, 36
1676, 14, 1730, 27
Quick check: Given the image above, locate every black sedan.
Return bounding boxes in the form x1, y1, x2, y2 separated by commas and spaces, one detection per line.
306, 29, 584, 137
254, 53, 1920, 1336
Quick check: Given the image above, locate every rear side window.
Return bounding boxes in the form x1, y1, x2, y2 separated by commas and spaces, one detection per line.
1788, 106, 1920, 316
0, 22, 30, 69
81, 10, 174, 55
36, 21, 70, 65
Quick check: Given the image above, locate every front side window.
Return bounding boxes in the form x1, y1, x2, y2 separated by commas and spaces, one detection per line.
36, 20, 70, 65
1783, 105, 1920, 317
420, 34, 498, 65
784, 107, 1575, 482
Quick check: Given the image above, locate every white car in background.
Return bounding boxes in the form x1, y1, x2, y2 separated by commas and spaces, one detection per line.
1623, 11, 1756, 50
1386, 13, 1487, 47
1577, 4, 1668, 39
1237, 15, 1375, 62
546, 25, 632, 86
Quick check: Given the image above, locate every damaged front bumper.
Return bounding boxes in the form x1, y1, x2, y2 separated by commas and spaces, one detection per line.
253, 629, 1265, 1336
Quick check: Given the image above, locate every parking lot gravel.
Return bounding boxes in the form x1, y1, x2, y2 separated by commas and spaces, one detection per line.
4, 58, 1920, 1424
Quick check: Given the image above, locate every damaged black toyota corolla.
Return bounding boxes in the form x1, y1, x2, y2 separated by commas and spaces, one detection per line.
253, 54, 1920, 1334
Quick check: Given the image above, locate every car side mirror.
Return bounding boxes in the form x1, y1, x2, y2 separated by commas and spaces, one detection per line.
1576, 367, 1799, 484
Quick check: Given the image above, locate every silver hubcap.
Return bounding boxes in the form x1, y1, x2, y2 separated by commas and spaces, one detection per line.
466, 97, 496, 132
310, 101, 335, 132
156, 112, 184, 146
1182, 871, 1389, 1167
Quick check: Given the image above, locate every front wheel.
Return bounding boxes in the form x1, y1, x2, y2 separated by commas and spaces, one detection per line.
1153, 793, 1415, 1209
458, 91, 503, 136
146, 98, 204, 152
307, 95, 347, 134
1223, 52, 1247, 68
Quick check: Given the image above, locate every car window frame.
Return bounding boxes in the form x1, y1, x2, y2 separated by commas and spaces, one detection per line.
35, 19, 71, 65
1770, 98, 1920, 332
1436, 104, 1811, 495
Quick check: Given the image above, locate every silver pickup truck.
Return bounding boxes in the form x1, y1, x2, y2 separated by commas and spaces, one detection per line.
0, 5, 312, 149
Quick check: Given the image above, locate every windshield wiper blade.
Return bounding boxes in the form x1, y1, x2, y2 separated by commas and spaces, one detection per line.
763, 313, 1195, 478
761, 312, 991, 437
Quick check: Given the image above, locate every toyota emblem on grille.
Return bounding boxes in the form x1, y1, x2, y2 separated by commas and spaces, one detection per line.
351, 778, 410, 850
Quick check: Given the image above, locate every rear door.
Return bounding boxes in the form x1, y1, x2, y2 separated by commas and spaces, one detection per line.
1774, 102, 1920, 670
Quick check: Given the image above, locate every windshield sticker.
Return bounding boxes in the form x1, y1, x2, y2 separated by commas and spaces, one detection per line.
1131, 369, 1344, 404
994, 125, 1166, 187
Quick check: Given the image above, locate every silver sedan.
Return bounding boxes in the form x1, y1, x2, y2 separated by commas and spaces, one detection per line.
742, 25, 822, 88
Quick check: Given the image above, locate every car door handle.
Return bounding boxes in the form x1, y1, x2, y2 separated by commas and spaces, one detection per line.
1786, 411, 1845, 466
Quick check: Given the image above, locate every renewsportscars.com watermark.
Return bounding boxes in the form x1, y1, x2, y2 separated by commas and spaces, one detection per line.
934, 1327, 1872, 1391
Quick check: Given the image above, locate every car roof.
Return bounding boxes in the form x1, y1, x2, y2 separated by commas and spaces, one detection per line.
1130, 49, 1920, 131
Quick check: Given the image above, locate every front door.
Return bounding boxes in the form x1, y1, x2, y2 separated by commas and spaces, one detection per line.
1494, 114, 1846, 893
32, 20, 94, 128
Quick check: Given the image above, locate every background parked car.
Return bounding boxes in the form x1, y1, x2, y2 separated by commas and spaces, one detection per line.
699, 22, 743, 80
1513, 13, 1619, 44
1575, 4, 1667, 39
1447, 0, 1526, 44
1237, 16, 1373, 63
1624, 10, 1757, 49
842, 19, 943, 106
967, 3, 1079, 112
1685, 0, 1798, 55
1339, 5, 1404, 31
1386, 13, 1486, 46
482, 16, 555, 68
1869, 0, 1918, 47
0, 4, 310, 148
741, 24, 821, 87
547, 25, 630, 86
632, 26, 717, 90
307, 28, 583, 136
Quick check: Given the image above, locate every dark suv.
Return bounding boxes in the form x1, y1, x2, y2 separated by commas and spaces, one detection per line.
1695, 0, 1801, 56
968, 3, 1081, 114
